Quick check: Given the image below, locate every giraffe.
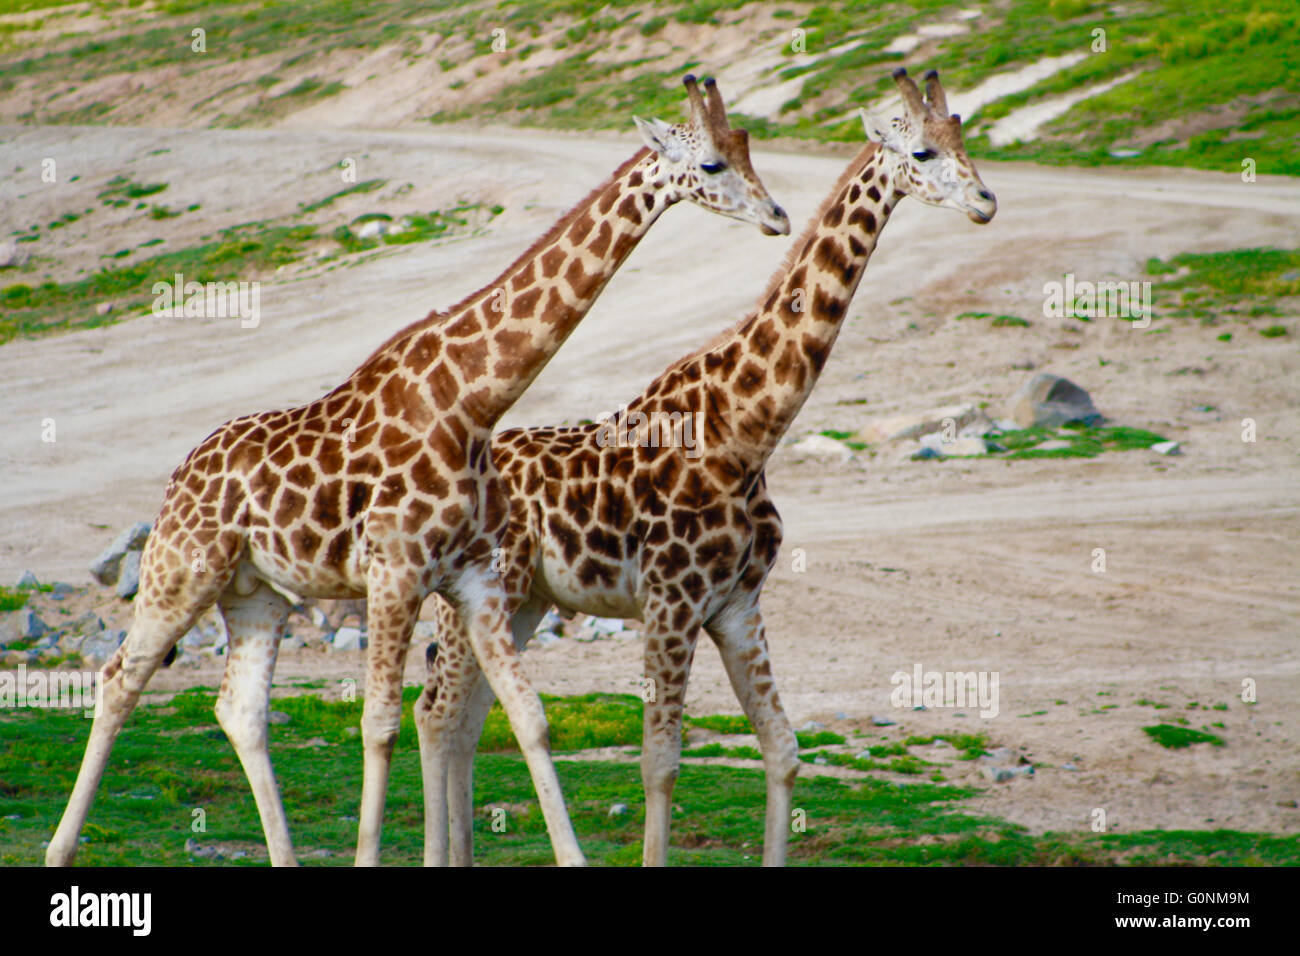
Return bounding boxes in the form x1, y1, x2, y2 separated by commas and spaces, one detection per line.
44, 75, 790, 869
416, 68, 996, 866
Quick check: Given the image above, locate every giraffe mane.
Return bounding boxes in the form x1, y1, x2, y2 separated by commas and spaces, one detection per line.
668, 139, 880, 368
357, 146, 654, 366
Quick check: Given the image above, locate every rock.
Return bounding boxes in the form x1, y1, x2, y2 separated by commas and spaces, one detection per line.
586, 616, 626, 635
1009, 373, 1101, 429
0, 240, 31, 268
89, 522, 152, 585
911, 445, 941, 461
15, 570, 40, 590
1151, 441, 1180, 456
95, 302, 114, 316
993, 418, 1019, 432
537, 609, 567, 635
16, 607, 48, 640
184, 837, 220, 859
608, 803, 629, 818
115, 551, 142, 599
356, 219, 390, 239
533, 630, 560, 647
50, 582, 74, 600
918, 433, 988, 457
799, 720, 826, 732
1062, 762, 1079, 771
813, 755, 828, 765
981, 764, 1034, 783
858, 402, 992, 444
1036, 439, 1072, 451
310, 606, 330, 630
331, 626, 366, 651
79, 629, 127, 667
871, 715, 896, 727
788, 434, 854, 462
833, 710, 850, 720
268, 711, 292, 725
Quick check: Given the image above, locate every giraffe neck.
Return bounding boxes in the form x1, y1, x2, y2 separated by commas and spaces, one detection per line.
361, 146, 673, 431
690, 141, 899, 472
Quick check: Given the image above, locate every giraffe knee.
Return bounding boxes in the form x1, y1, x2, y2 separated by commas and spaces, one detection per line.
361, 706, 402, 750
214, 696, 266, 751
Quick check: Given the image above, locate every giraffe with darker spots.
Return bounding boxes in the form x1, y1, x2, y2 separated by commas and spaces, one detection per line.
418, 69, 997, 866
45, 75, 789, 868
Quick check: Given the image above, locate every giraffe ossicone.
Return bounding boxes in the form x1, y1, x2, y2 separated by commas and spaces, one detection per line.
417, 67, 996, 867
45, 75, 788, 869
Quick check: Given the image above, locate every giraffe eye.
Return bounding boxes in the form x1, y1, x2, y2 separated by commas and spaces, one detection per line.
700, 161, 727, 174
912, 149, 937, 162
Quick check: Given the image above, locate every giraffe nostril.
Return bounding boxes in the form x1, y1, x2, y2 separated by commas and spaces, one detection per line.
977, 188, 994, 202
773, 204, 787, 221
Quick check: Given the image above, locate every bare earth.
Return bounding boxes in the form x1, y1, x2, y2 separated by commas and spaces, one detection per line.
2, 123, 1297, 840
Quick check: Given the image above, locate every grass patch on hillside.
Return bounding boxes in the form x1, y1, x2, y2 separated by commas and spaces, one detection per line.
0, 202, 497, 344
1145, 247, 1300, 330
1, 690, 1291, 865
1143, 724, 1226, 749
992, 424, 1168, 460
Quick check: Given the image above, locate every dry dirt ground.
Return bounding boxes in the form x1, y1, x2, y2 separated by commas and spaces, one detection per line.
1, 122, 1297, 840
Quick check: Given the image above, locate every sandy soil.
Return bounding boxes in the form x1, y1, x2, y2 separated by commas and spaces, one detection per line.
2, 123, 1297, 838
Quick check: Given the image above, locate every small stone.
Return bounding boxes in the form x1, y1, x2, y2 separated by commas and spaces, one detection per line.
871, 715, 896, 727
1036, 439, 1072, 451
356, 218, 390, 239
799, 720, 826, 732
344, 726, 360, 737
533, 630, 561, 647
911, 445, 941, 460
115, 551, 142, 599
585, 616, 626, 636
788, 434, 854, 462
1062, 762, 1079, 771
833, 711, 850, 720
268, 711, 292, 725
331, 626, 366, 651
1108, 148, 1142, 159
15, 570, 40, 590
813, 755, 828, 765
95, 302, 114, 316
608, 803, 629, 818
1151, 440, 1181, 456
303, 737, 330, 747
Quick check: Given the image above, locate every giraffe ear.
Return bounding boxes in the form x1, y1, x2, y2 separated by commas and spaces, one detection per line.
859, 107, 902, 153
634, 116, 686, 163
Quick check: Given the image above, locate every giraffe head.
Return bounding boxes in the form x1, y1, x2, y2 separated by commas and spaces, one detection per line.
634, 75, 791, 236
860, 68, 997, 224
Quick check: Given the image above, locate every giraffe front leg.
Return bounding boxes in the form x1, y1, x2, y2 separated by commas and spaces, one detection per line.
706, 604, 798, 867
46, 612, 189, 865
640, 609, 701, 867
215, 579, 297, 866
455, 571, 584, 866
355, 579, 422, 867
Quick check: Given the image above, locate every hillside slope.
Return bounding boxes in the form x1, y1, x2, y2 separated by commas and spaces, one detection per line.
1, 0, 1296, 175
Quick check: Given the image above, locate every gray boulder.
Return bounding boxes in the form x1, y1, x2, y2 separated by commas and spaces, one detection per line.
115, 551, 143, 599
89, 522, 151, 585
1010, 374, 1101, 429
15, 570, 40, 590
79, 629, 127, 667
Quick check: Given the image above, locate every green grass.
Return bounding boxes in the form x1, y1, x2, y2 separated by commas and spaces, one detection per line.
0, 202, 497, 345
0, 586, 30, 611
995, 425, 1168, 460
1143, 724, 1226, 749
1, 690, 1291, 865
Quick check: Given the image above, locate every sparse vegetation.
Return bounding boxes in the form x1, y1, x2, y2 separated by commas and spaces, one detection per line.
1143, 723, 1226, 749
